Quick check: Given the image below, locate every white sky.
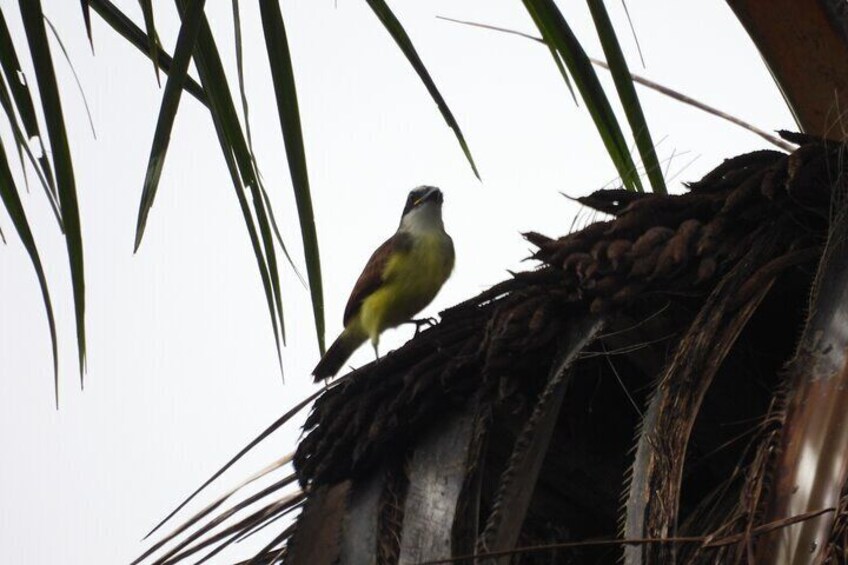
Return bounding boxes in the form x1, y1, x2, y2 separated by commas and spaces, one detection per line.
0, 1, 795, 563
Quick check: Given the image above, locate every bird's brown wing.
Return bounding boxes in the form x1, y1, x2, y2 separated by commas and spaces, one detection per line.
342, 232, 413, 326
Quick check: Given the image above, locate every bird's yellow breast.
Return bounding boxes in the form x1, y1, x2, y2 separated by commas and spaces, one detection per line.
358, 233, 453, 343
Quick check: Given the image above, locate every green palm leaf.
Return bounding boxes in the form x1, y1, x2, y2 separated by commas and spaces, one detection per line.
87, 0, 207, 105
80, 0, 92, 48
138, 0, 161, 85
587, 0, 665, 193
523, 0, 643, 191
0, 45, 59, 227
0, 7, 58, 212
0, 118, 58, 407
365, 0, 480, 180
258, 0, 324, 355
18, 0, 87, 379
233, 0, 305, 286
174, 0, 286, 365
43, 16, 97, 140
133, 0, 205, 251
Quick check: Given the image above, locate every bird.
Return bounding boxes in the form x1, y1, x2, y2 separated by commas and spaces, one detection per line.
313, 185, 455, 381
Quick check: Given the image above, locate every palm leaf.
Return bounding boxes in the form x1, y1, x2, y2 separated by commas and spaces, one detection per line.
523, 0, 643, 191
80, 0, 92, 48
0, 51, 60, 227
365, 0, 480, 180
133, 0, 285, 374
587, 0, 665, 194
43, 16, 97, 139
176, 0, 286, 364
516, 9, 578, 107
231, 1, 251, 156
544, 35, 578, 104
138, 0, 160, 85
132, 0, 205, 251
133, 456, 293, 564
257, 0, 324, 354
87, 0, 207, 106
0, 124, 59, 407
0, 7, 58, 211
144, 385, 326, 539
232, 1, 304, 285
18, 0, 87, 379
618, 0, 644, 67
208, 98, 285, 377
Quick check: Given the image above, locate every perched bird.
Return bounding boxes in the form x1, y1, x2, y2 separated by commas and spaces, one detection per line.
313, 186, 455, 381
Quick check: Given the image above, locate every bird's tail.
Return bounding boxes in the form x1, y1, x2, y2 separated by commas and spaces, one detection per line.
312, 326, 367, 382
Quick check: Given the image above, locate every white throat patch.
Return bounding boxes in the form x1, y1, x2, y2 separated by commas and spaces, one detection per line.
399, 201, 444, 234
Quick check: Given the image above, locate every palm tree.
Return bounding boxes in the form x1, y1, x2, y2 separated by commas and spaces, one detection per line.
0, 0, 669, 401
4, 1, 848, 564
136, 3, 848, 565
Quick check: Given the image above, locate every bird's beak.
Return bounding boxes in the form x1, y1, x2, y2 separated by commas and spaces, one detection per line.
414, 188, 442, 207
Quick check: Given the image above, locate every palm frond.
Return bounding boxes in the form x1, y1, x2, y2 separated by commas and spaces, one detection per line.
0, 121, 58, 407
19, 0, 87, 380
0, 35, 60, 226
258, 0, 324, 354
144, 385, 326, 540
138, 0, 160, 85
87, 0, 207, 105
0, 7, 58, 212
365, 0, 480, 180
185, 0, 287, 363
43, 15, 96, 139
133, 0, 205, 251
523, 0, 643, 191
79, 0, 92, 48
587, 0, 665, 193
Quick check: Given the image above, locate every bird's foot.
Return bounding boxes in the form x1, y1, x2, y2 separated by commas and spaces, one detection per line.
407, 316, 438, 337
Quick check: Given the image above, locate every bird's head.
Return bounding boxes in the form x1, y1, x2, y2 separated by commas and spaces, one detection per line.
402, 186, 443, 215
399, 186, 445, 231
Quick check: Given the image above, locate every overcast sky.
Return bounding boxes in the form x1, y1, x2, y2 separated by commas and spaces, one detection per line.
0, 1, 795, 563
